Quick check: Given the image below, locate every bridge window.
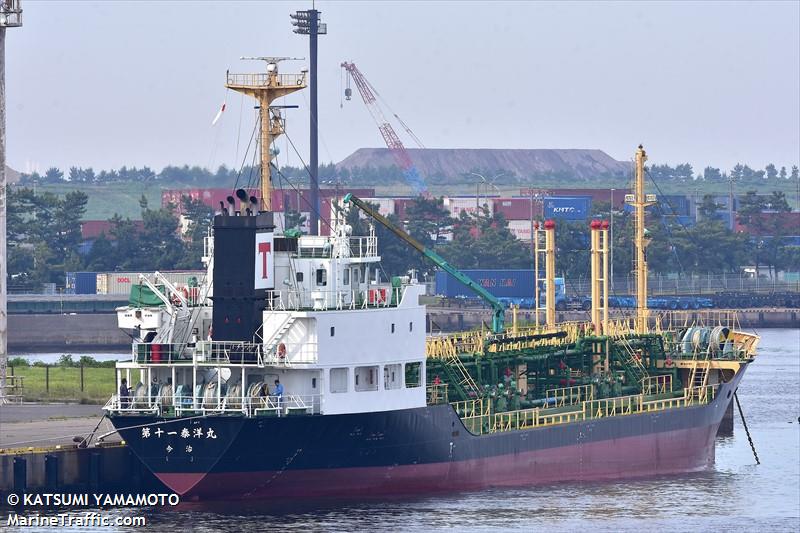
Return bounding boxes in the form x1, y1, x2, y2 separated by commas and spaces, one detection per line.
330, 326, 335, 337
330, 368, 348, 393
405, 362, 422, 388
316, 268, 327, 286
296, 272, 304, 283
384, 364, 402, 390
391, 323, 396, 333
355, 366, 378, 392
343, 269, 350, 286
409, 321, 413, 332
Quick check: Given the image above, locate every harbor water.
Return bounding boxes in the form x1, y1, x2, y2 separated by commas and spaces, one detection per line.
6, 329, 799, 531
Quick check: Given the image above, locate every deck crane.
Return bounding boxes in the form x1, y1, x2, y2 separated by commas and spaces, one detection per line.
341, 62, 428, 195
343, 193, 506, 333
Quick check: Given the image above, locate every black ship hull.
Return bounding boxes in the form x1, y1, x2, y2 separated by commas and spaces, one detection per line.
110, 369, 745, 500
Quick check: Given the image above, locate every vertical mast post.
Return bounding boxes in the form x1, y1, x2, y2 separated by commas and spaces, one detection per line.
628, 145, 655, 333
544, 219, 556, 328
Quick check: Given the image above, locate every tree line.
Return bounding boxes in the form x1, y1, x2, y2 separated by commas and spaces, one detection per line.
6, 184, 797, 291
7, 188, 212, 289
19, 160, 799, 188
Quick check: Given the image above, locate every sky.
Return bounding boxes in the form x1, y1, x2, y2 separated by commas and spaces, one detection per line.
5, 1, 800, 175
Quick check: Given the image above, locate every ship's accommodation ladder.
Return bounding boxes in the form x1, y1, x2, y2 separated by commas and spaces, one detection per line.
427, 336, 482, 401
686, 346, 712, 402
263, 314, 298, 363
615, 335, 650, 387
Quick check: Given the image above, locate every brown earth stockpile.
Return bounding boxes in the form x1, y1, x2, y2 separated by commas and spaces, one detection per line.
337, 148, 631, 179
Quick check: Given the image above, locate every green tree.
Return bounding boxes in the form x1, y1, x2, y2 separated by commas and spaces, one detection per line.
703, 167, 722, 181
439, 208, 530, 270
6, 187, 87, 286
43, 167, 64, 183
178, 195, 213, 268
284, 209, 307, 234
765, 163, 778, 180
85, 233, 117, 271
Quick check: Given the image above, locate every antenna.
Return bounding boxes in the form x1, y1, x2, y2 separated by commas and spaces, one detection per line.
239, 56, 305, 63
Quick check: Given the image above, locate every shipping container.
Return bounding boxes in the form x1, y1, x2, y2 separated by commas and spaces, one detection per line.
658, 195, 691, 217
492, 198, 540, 220
507, 220, 534, 241
394, 198, 415, 221
444, 197, 494, 219
163, 187, 376, 217
361, 198, 396, 217
525, 188, 631, 208
70, 272, 98, 295
95, 271, 206, 295
435, 269, 535, 299
543, 196, 592, 221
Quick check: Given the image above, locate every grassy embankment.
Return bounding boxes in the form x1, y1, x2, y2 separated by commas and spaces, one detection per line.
8, 365, 116, 404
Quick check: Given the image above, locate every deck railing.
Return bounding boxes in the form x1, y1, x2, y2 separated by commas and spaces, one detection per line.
132, 341, 265, 365
266, 286, 403, 312
226, 72, 306, 88
455, 384, 718, 436
104, 393, 322, 417
545, 384, 594, 407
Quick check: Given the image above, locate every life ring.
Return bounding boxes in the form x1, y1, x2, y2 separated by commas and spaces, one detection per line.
277, 343, 287, 359
665, 357, 673, 367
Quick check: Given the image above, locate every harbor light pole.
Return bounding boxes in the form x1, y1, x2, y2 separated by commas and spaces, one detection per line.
0, 0, 22, 405
291, 8, 326, 235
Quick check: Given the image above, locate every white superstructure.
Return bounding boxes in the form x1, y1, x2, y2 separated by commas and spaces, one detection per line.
107, 204, 428, 418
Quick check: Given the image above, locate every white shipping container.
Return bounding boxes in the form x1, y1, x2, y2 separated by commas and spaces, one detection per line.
361, 198, 396, 217
507, 219, 533, 241
444, 197, 494, 219
96, 271, 207, 295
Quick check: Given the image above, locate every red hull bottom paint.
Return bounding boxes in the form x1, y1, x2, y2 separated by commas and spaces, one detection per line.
156, 423, 718, 499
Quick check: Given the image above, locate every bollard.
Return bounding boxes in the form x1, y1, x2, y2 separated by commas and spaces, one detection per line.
89, 452, 103, 491
45, 365, 50, 394
13, 457, 27, 492
80, 364, 85, 392
45, 454, 60, 488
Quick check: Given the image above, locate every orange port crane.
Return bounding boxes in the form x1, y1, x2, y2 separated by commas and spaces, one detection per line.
340, 62, 427, 195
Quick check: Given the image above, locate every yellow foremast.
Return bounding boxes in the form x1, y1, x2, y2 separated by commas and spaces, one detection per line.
225, 59, 307, 211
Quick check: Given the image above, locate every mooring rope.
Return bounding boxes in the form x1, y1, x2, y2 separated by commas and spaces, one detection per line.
734, 392, 760, 465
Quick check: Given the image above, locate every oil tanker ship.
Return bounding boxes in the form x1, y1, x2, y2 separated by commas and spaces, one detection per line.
104, 56, 759, 500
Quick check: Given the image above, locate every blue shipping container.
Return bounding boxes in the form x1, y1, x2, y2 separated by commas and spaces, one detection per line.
435, 269, 535, 299
75, 272, 97, 295
658, 195, 691, 216
543, 196, 591, 221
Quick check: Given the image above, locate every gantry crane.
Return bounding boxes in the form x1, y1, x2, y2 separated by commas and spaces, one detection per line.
341, 62, 427, 195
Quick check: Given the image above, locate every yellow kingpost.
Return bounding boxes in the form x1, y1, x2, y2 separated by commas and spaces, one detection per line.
600, 220, 610, 337
533, 221, 543, 328
226, 58, 307, 211
590, 220, 601, 333
544, 219, 556, 328
627, 145, 657, 333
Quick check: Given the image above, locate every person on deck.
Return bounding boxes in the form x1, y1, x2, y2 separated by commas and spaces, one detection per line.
119, 378, 130, 408
274, 379, 284, 410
